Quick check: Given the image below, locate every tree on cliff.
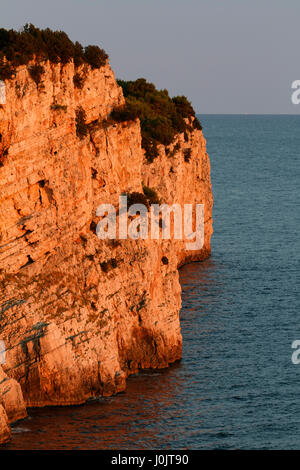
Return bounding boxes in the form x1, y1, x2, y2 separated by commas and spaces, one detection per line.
0, 24, 108, 80
116, 78, 202, 162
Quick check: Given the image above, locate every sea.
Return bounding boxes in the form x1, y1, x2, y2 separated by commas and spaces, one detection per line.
4, 115, 300, 450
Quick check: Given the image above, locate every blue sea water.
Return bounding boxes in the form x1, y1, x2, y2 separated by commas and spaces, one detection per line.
4, 115, 300, 450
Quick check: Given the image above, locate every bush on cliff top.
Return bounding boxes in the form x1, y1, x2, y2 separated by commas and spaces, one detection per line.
116, 78, 202, 162
28, 64, 45, 85
110, 101, 142, 123
0, 24, 108, 80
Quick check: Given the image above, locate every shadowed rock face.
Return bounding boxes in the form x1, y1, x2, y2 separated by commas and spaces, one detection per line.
0, 404, 10, 444
0, 59, 213, 442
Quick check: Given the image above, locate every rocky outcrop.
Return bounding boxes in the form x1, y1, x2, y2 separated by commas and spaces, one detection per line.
0, 364, 27, 442
0, 59, 213, 442
141, 130, 213, 267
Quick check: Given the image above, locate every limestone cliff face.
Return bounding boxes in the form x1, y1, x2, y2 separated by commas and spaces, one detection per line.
0, 59, 213, 442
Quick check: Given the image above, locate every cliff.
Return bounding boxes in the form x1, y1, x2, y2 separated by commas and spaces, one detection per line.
0, 59, 213, 442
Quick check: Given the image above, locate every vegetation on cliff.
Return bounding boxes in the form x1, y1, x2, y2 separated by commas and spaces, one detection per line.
75, 106, 88, 139
115, 78, 202, 162
121, 185, 161, 211
0, 24, 108, 80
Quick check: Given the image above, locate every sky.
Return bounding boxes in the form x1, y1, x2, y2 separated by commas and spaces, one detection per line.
1, 0, 300, 114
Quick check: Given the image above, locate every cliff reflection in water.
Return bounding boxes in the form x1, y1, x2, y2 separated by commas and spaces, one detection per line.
5, 366, 187, 449
5, 259, 218, 450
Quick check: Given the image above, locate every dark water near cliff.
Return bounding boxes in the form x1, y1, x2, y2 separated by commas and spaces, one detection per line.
5, 115, 300, 450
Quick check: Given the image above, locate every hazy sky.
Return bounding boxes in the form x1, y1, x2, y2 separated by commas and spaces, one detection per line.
2, 0, 300, 114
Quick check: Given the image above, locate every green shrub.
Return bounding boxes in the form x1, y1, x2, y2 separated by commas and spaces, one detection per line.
193, 117, 202, 130
110, 102, 141, 123
172, 95, 195, 119
73, 72, 85, 89
73, 41, 84, 67
142, 185, 161, 205
168, 142, 180, 158
0, 63, 15, 80
0, 53, 15, 79
76, 106, 88, 139
184, 148, 192, 162
117, 78, 200, 162
141, 134, 159, 163
100, 258, 118, 273
90, 221, 97, 232
84, 45, 108, 69
125, 192, 149, 209
51, 104, 67, 112
100, 261, 109, 273
0, 24, 108, 75
28, 64, 44, 85
122, 187, 161, 210
0, 147, 9, 167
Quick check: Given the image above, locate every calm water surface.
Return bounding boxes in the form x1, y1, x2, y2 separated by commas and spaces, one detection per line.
4, 115, 300, 449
